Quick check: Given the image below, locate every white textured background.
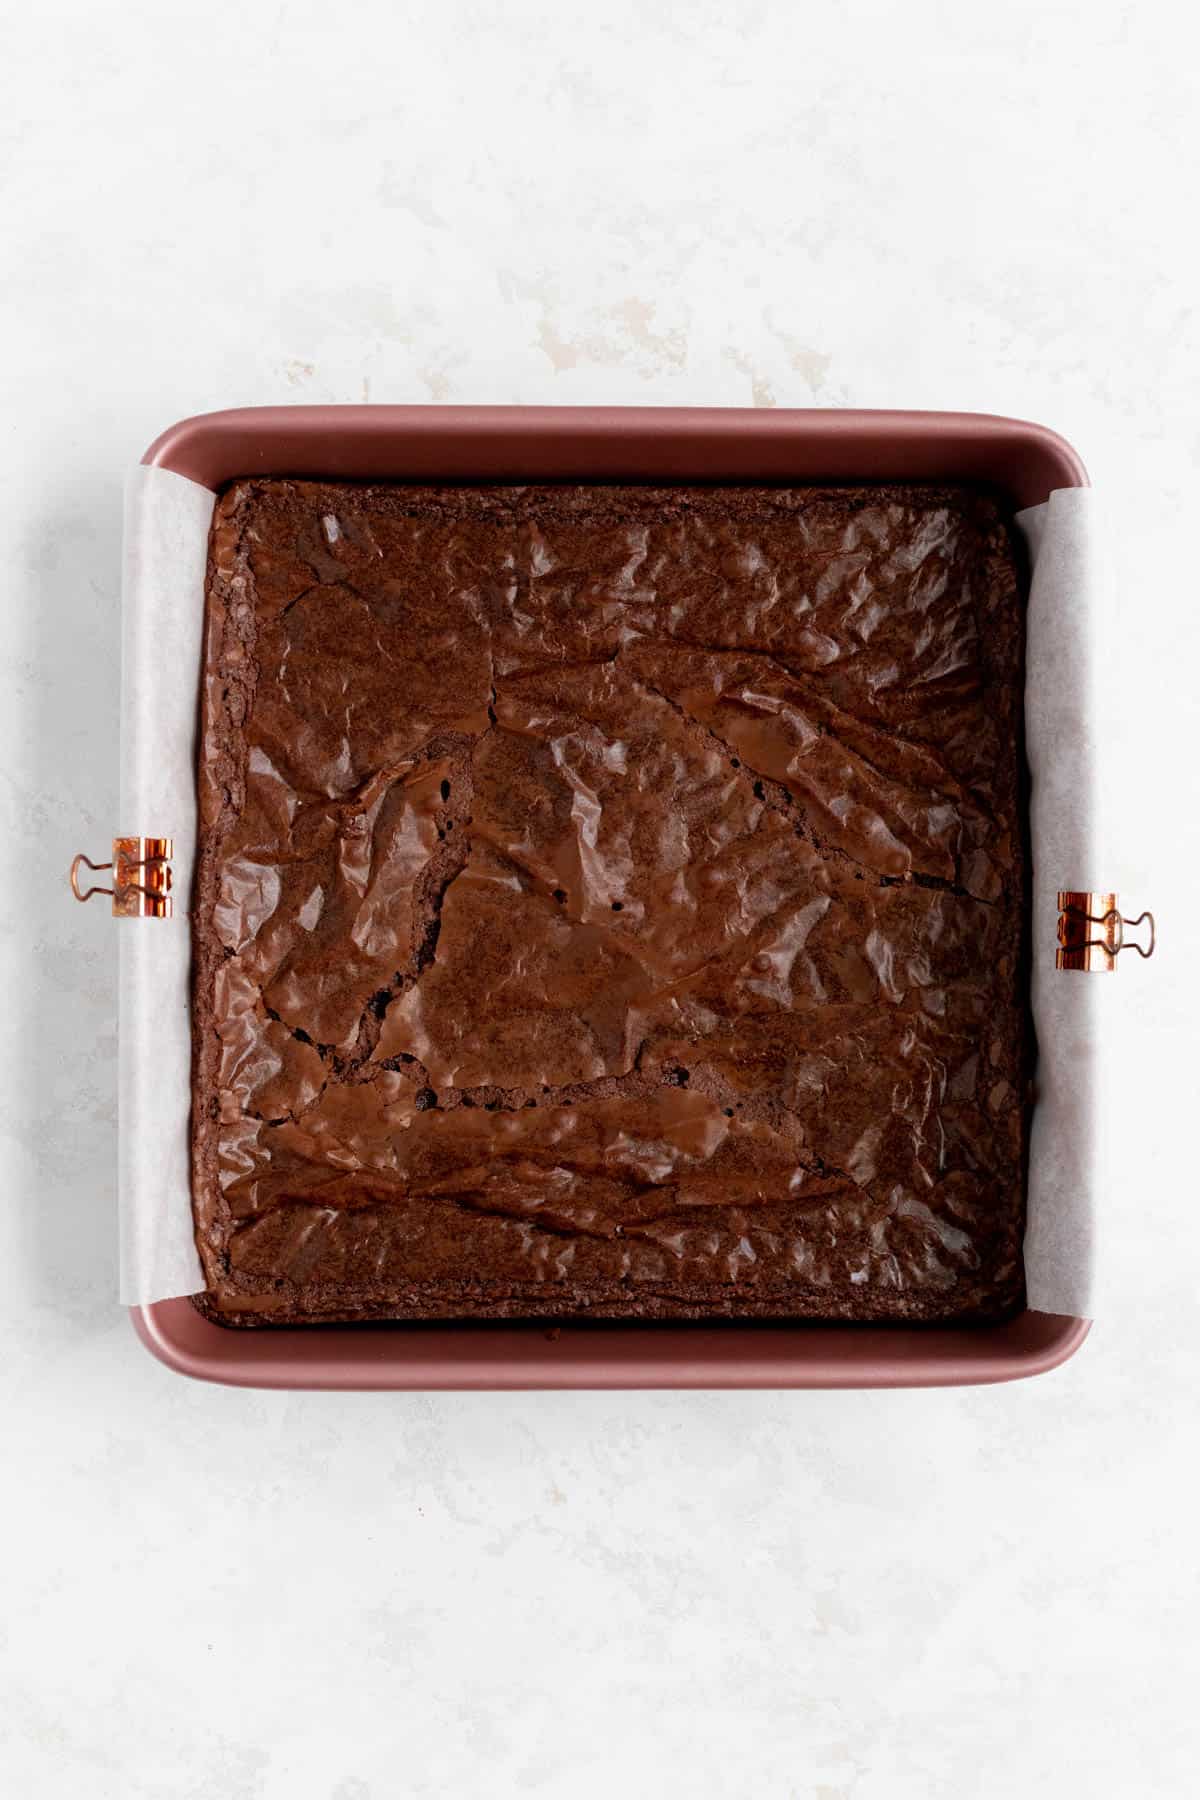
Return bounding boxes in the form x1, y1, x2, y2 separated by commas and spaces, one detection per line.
2, 2, 1198, 1795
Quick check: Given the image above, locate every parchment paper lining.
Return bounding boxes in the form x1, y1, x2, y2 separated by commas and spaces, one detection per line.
119, 467, 1099, 1317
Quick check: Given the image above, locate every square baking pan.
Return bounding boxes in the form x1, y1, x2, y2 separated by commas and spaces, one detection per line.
130, 404, 1091, 1389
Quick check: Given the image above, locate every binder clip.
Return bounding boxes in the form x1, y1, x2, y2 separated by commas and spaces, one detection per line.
1056, 891, 1155, 973
70, 837, 174, 919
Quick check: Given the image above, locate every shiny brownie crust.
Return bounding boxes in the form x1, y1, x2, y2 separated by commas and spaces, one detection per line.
191, 481, 1028, 1326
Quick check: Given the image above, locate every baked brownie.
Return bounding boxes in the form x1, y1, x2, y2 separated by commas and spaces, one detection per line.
191, 481, 1027, 1325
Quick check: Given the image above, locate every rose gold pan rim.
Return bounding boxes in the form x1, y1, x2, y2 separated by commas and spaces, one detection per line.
132, 404, 1090, 1390
133, 1300, 1091, 1392
143, 404, 1088, 510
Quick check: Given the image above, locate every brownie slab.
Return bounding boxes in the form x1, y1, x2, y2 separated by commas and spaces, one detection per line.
191, 481, 1027, 1325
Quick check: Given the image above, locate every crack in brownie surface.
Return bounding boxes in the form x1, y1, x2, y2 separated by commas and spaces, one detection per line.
191, 481, 1028, 1325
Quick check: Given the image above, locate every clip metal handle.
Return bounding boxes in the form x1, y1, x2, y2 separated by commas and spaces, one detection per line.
1056, 891, 1155, 972
69, 852, 116, 904
69, 838, 174, 918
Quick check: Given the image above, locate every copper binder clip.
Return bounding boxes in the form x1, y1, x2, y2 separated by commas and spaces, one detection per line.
70, 837, 174, 919
1056, 891, 1155, 973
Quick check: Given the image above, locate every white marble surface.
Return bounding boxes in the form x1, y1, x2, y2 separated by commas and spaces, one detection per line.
2, 3, 1198, 1795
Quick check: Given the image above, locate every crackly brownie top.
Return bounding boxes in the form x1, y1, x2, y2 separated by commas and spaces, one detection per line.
191, 481, 1027, 1324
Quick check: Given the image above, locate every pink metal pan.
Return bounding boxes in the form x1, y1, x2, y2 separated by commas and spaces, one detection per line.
132, 405, 1090, 1389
